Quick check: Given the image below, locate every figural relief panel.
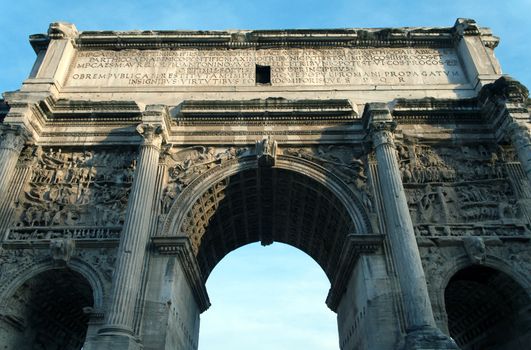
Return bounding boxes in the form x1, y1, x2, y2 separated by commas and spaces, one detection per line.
7, 147, 136, 241
398, 142, 531, 239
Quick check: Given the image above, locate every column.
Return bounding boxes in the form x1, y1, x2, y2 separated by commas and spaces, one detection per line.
507, 121, 531, 184
99, 123, 164, 338
0, 125, 29, 204
365, 103, 458, 349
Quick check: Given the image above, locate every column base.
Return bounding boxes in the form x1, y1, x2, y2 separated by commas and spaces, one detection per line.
98, 324, 136, 337
403, 326, 459, 350
83, 333, 142, 350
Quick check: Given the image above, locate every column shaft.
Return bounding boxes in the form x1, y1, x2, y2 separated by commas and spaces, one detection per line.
0, 125, 28, 205
373, 129, 436, 331
508, 121, 531, 184
101, 125, 163, 335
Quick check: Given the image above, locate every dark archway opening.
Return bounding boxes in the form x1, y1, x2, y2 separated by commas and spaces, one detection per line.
0, 268, 93, 350
181, 167, 355, 282
444, 265, 531, 350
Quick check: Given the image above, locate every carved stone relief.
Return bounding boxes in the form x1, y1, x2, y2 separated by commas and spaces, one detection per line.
399, 142, 531, 239
10, 147, 136, 236
160, 145, 250, 215
420, 242, 531, 294
0, 246, 117, 300
282, 145, 373, 212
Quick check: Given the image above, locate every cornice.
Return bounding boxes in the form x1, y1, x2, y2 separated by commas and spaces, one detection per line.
72, 28, 455, 50
392, 97, 483, 124
326, 234, 384, 312
174, 98, 357, 125
37, 98, 142, 125
152, 236, 211, 313
29, 19, 496, 52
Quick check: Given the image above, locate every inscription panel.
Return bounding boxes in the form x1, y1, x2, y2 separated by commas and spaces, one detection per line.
66, 48, 466, 87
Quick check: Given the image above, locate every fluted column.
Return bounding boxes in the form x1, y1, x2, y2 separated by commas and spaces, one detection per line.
0, 124, 29, 204
100, 123, 164, 337
365, 104, 457, 349
507, 121, 531, 183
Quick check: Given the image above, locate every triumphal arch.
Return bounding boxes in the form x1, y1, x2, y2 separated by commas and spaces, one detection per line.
0, 18, 530, 350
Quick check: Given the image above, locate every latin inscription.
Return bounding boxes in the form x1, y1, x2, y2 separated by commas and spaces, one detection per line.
67, 48, 466, 87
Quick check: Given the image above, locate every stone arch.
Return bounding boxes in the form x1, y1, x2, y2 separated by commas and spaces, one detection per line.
441, 255, 531, 349
0, 260, 97, 350
0, 257, 106, 311
438, 254, 531, 300
162, 155, 373, 281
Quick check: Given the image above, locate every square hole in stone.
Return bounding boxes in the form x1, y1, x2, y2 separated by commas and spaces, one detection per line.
255, 65, 271, 84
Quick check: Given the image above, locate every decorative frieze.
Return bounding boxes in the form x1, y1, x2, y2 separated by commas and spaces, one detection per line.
11, 147, 135, 231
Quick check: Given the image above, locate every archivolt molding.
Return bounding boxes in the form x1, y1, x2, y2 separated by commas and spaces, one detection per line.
156, 145, 376, 312
0, 247, 115, 313
421, 244, 531, 314
161, 152, 373, 240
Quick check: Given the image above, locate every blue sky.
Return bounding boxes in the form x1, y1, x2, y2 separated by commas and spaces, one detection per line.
1, 1, 529, 349
201, 243, 337, 349
0, 0, 530, 92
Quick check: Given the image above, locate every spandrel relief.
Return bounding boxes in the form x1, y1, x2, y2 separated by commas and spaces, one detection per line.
282, 145, 373, 212
0, 247, 117, 309
10, 147, 136, 239
160, 145, 250, 214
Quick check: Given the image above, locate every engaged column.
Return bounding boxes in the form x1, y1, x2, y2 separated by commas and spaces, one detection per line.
100, 119, 164, 337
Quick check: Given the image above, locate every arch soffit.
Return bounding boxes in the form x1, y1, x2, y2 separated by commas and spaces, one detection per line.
161, 155, 372, 239
0, 258, 106, 311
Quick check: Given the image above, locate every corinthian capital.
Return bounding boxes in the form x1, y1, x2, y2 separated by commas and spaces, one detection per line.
371, 129, 396, 149
136, 123, 164, 148
363, 103, 397, 148
0, 124, 30, 152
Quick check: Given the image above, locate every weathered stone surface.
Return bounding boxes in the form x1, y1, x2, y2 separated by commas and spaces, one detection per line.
1, 19, 530, 350
67, 48, 466, 88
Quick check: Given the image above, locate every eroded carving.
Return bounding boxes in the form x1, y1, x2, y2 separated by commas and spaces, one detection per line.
12, 147, 136, 230
256, 137, 278, 167
283, 145, 373, 211
161, 146, 249, 214
50, 238, 76, 263
398, 143, 506, 184
0, 124, 30, 153
463, 236, 486, 264
399, 142, 530, 239
76, 248, 117, 281
6, 227, 122, 241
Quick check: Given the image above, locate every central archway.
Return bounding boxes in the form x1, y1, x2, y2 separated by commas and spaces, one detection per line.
182, 166, 357, 282
152, 156, 377, 349
200, 242, 339, 349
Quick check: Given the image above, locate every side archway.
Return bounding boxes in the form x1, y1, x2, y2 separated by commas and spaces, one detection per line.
0, 264, 95, 350
0, 257, 106, 312
444, 262, 531, 349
